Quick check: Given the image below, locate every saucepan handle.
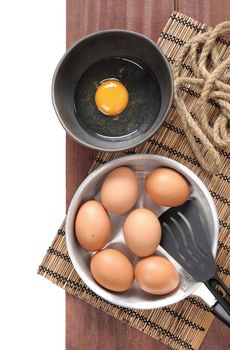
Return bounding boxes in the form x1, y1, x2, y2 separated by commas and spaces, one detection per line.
204, 274, 230, 327
192, 281, 230, 327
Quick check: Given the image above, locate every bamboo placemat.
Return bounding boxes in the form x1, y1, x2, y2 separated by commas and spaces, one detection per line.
38, 12, 230, 350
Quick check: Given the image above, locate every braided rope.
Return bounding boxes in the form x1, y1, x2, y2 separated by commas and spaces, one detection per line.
174, 22, 230, 174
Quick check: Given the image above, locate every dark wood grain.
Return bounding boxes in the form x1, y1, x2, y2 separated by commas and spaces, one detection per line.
66, 1, 230, 349
66, 1, 174, 349
178, 0, 230, 27
66, 292, 171, 350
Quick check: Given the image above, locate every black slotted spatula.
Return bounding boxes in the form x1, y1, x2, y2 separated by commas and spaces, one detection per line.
159, 200, 230, 326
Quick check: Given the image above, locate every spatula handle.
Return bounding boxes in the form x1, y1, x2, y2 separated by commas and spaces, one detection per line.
205, 274, 230, 327
211, 302, 230, 327
206, 274, 230, 297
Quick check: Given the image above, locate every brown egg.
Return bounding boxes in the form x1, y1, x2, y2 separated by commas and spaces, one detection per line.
75, 200, 111, 251
90, 248, 134, 292
135, 255, 179, 295
145, 168, 190, 207
101, 167, 138, 214
124, 208, 161, 257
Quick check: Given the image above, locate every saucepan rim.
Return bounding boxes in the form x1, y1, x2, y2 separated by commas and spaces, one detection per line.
66, 154, 219, 309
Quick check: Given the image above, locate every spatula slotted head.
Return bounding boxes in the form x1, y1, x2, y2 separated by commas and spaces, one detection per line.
159, 200, 216, 282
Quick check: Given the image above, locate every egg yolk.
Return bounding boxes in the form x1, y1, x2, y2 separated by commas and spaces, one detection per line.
95, 80, 129, 116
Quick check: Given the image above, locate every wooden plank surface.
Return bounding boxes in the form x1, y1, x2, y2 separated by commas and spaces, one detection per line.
66, 1, 230, 349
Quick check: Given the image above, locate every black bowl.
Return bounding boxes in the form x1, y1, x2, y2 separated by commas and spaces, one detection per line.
52, 30, 173, 151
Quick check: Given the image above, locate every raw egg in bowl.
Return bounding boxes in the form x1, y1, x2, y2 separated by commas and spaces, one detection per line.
52, 30, 173, 151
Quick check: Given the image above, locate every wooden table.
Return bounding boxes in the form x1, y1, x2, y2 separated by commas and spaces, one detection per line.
66, 1, 230, 349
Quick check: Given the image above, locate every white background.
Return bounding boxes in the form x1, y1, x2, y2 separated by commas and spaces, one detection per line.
0, 1, 65, 349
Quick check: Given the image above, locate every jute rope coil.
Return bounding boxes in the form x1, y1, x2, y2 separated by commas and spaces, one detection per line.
174, 21, 230, 174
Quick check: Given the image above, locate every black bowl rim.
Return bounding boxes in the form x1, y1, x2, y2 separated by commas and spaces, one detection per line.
52, 29, 174, 152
